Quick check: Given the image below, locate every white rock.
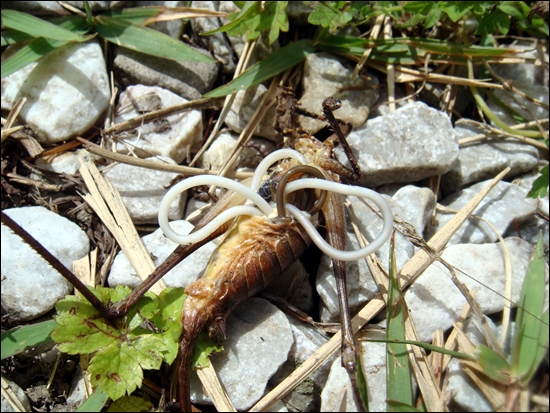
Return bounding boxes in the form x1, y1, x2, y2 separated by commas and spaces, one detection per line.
1, 207, 89, 321
336, 102, 459, 187
298, 52, 379, 134
109, 220, 219, 289
1, 41, 110, 143
197, 131, 271, 171
103, 156, 185, 224
189, 298, 293, 410
34, 149, 100, 175
405, 237, 548, 342
114, 85, 202, 163
430, 180, 538, 245
391, 185, 437, 236
224, 84, 280, 142
441, 122, 540, 195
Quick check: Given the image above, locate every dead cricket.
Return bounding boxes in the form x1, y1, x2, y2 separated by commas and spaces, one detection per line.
2, 95, 393, 411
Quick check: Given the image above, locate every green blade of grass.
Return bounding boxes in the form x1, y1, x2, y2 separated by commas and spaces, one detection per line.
76, 383, 108, 412
511, 233, 549, 384
355, 352, 369, 411
386, 233, 414, 408
1, 16, 89, 78
94, 15, 214, 64
204, 39, 314, 98
1, 320, 56, 359
474, 344, 510, 385
100, 7, 165, 25
1, 9, 90, 42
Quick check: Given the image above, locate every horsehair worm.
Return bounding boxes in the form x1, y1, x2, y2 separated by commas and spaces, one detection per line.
158, 149, 393, 259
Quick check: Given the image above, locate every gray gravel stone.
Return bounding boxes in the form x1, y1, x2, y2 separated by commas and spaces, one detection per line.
335, 101, 459, 187
189, 298, 293, 411
1, 207, 89, 321
441, 122, 540, 195
114, 46, 219, 100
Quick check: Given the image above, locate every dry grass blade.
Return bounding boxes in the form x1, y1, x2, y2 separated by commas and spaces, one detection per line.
1, 376, 26, 412
81, 143, 253, 179
77, 157, 166, 294
103, 96, 225, 135
250, 167, 511, 412
196, 362, 236, 412
454, 328, 507, 409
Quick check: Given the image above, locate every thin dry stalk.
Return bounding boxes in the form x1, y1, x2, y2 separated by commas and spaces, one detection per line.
189, 39, 258, 167
352, 13, 385, 78
81, 141, 253, 179
103, 97, 225, 135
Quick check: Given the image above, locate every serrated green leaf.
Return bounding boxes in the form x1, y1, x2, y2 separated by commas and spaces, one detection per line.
89, 335, 166, 400
95, 15, 213, 63
308, 1, 352, 31
1, 9, 90, 42
474, 344, 510, 384
527, 163, 549, 199
204, 1, 288, 45
151, 288, 186, 330
512, 234, 548, 384
107, 395, 154, 412
193, 331, 223, 368
1, 320, 56, 359
204, 39, 314, 97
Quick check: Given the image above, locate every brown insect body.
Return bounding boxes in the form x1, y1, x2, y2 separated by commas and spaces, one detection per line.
177, 212, 312, 410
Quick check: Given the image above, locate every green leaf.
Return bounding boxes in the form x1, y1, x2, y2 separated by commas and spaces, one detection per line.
95, 15, 213, 63
193, 331, 223, 368
355, 351, 369, 411
204, 1, 288, 45
88, 335, 166, 400
386, 234, 413, 407
439, 2, 474, 22
151, 288, 186, 364
511, 234, 549, 384
1, 9, 90, 42
308, 1, 353, 31
51, 285, 180, 401
474, 344, 510, 384
402, 1, 435, 15
527, 163, 549, 199
76, 384, 108, 412
425, 7, 442, 29
386, 400, 423, 412
204, 39, 314, 97
476, 12, 511, 36
498, 2, 526, 21
1, 320, 56, 359
100, 7, 162, 24
1, 16, 89, 78
107, 395, 153, 412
